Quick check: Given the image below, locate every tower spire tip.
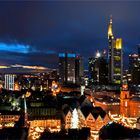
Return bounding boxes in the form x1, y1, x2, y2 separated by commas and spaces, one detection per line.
110, 15, 112, 24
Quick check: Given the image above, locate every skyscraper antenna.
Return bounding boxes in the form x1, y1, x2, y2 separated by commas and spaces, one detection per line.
110, 15, 112, 24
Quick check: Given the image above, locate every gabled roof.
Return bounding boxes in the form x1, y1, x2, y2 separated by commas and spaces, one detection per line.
80, 106, 92, 118
80, 96, 92, 108
80, 106, 106, 119
90, 107, 106, 119
79, 95, 86, 105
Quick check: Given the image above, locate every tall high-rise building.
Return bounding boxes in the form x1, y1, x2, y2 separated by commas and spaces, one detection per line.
88, 50, 108, 85
59, 53, 83, 85
4, 74, 15, 90
129, 54, 140, 85
88, 57, 96, 85
108, 16, 123, 84
75, 55, 84, 85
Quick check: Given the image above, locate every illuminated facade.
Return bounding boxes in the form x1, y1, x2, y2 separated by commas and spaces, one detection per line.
108, 16, 123, 84
64, 108, 110, 131
120, 84, 130, 116
28, 119, 61, 140
4, 74, 15, 90
136, 118, 140, 130
129, 54, 140, 84
88, 57, 96, 84
59, 53, 83, 85
123, 70, 132, 85
51, 81, 60, 96
120, 84, 140, 118
0, 112, 20, 129
14, 81, 20, 91
27, 107, 62, 140
88, 50, 108, 85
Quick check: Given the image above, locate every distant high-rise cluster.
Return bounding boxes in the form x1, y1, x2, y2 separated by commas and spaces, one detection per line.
123, 44, 140, 85
88, 16, 123, 86
59, 53, 83, 85
58, 17, 140, 87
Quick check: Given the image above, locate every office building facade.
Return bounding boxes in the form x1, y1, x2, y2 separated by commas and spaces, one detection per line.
59, 53, 83, 85
88, 51, 108, 85
129, 54, 140, 85
4, 74, 15, 90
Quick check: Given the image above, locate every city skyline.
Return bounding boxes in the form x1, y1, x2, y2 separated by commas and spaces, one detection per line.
0, 1, 140, 69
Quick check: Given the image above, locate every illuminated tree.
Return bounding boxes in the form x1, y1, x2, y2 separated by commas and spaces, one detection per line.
71, 108, 79, 129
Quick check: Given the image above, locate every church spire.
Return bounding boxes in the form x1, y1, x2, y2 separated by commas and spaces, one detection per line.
23, 94, 28, 127
108, 15, 114, 39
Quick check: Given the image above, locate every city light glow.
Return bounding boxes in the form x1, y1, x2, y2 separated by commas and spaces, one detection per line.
109, 112, 137, 129
95, 51, 101, 58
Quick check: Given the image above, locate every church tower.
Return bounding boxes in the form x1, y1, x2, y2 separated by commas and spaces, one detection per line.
120, 82, 130, 117
23, 94, 28, 127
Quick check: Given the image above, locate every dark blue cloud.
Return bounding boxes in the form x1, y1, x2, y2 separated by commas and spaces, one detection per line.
0, 1, 140, 69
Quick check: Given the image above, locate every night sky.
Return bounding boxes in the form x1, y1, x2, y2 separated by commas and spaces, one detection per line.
0, 1, 140, 69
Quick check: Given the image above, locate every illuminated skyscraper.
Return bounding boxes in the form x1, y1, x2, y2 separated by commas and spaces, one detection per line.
108, 16, 114, 84
88, 50, 108, 85
108, 16, 123, 84
129, 54, 140, 84
75, 55, 84, 85
59, 53, 83, 85
4, 74, 15, 90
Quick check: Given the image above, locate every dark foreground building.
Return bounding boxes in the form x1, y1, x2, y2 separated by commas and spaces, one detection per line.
99, 122, 140, 139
